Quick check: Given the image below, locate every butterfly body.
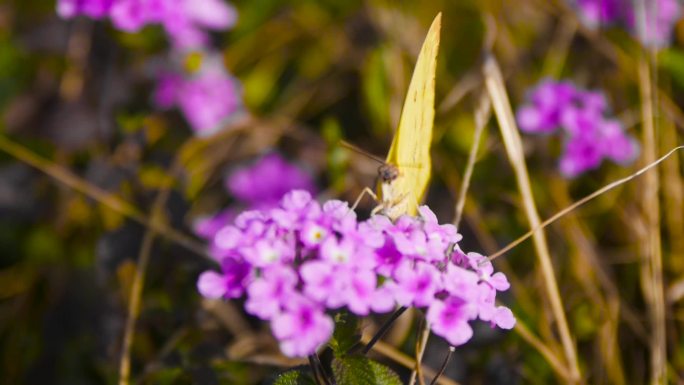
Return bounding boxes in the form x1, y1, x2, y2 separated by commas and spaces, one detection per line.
346, 13, 440, 220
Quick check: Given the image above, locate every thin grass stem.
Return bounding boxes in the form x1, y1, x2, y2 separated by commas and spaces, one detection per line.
429, 347, 454, 385
0, 134, 211, 260
636, 36, 667, 384
487, 145, 683, 262
483, 55, 582, 383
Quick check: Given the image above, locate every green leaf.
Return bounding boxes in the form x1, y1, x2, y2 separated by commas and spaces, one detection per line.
272, 368, 317, 385
660, 48, 684, 91
332, 356, 402, 385
329, 311, 360, 357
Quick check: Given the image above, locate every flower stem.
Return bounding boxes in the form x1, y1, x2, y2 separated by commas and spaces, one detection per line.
361, 306, 407, 355
313, 353, 334, 385
308, 355, 324, 385
429, 346, 454, 385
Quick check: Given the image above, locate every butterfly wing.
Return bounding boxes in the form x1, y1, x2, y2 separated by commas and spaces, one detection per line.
383, 13, 441, 217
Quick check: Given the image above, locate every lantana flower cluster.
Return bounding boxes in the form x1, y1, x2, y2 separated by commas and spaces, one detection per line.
57, 0, 237, 48
154, 54, 242, 136
517, 79, 639, 177
571, 0, 681, 47
194, 153, 316, 240
56, 0, 243, 135
197, 190, 515, 357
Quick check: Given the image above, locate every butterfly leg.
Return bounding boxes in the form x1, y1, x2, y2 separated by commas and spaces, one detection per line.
351, 187, 378, 211
370, 203, 387, 216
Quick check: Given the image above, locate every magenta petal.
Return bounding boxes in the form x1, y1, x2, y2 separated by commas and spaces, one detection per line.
493, 306, 516, 329
197, 271, 226, 299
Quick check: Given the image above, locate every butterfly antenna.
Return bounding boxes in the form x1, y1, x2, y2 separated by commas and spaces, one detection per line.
339, 140, 387, 165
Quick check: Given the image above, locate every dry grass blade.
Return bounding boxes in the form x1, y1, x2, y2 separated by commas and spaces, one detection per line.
118, 162, 180, 385
514, 319, 572, 381
453, 92, 491, 228
488, 145, 684, 262
0, 134, 211, 260
483, 55, 582, 383
636, 42, 667, 384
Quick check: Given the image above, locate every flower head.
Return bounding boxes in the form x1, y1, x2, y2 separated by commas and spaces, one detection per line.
154, 54, 242, 135
196, 190, 515, 357
517, 79, 640, 177
59, 0, 237, 49
271, 295, 334, 357
571, 0, 682, 47
227, 154, 316, 209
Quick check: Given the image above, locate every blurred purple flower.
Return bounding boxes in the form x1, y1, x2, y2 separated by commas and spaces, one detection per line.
58, 0, 113, 18
58, 0, 237, 49
517, 80, 577, 134
574, 0, 626, 26
517, 79, 639, 177
226, 153, 317, 209
154, 55, 242, 136
193, 208, 235, 240
196, 257, 250, 299
571, 0, 682, 47
633, 0, 682, 47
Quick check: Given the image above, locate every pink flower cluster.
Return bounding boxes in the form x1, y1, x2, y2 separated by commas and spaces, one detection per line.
194, 153, 317, 240
154, 54, 242, 136
517, 79, 639, 178
197, 190, 515, 357
56, 0, 243, 136
57, 0, 237, 48
571, 0, 682, 47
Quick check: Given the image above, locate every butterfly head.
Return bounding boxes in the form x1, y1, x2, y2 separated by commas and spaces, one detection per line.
378, 163, 400, 184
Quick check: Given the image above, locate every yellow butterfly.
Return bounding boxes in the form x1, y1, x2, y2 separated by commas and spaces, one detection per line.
380, 13, 441, 219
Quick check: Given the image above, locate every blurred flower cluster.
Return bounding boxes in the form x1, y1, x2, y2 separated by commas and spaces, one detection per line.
197, 190, 515, 357
57, 0, 242, 135
194, 153, 317, 241
517, 79, 639, 177
571, 0, 682, 47
153, 54, 242, 136
57, 0, 237, 48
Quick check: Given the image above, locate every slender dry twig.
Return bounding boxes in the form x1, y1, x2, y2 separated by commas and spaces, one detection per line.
453, 92, 491, 227
635, 8, 667, 380
541, 17, 577, 78
514, 320, 572, 381
483, 55, 582, 383
0, 134, 210, 260
118, 162, 179, 385
549, 179, 648, 344
488, 145, 684, 262
429, 347, 454, 385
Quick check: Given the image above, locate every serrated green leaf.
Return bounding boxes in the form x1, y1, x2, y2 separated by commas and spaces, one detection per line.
332, 356, 402, 385
272, 368, 317, 385
329, 311, 361, 356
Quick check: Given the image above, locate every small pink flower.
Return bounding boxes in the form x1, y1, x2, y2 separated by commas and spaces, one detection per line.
427, 297, 476, 346
389, 260, 441, 307
244, 266, 298, 320
271, 295, 334, 357
300, 261, 346, 309
344, 268, 378, 316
